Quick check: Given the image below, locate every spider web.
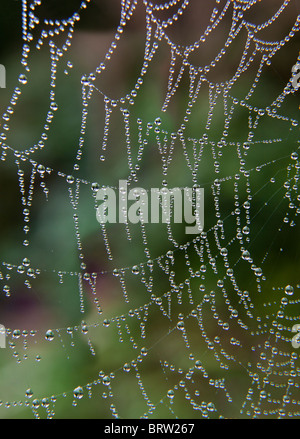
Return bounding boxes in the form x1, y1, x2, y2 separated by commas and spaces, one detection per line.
0, 0, 300, 419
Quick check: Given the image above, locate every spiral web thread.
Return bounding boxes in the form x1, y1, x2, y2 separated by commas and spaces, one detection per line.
0, 0, 300, 419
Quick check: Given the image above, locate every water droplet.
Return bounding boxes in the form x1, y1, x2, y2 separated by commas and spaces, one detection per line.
18, 74, 28, 85
167, 389, 174, 399
23, 258, 30, 267
132, 265, 139, 275
32, 399, 40, 408
220, 248, 228, 257
25, 388, 33, 398
12, 329, 21, 339
81, 321, 88, 334
27, 268, 35, 277
123, 363, 130, 372
41, 397, 50, 408
207, 402, 215, 411
37, 164, 45, 175
45, 330, 54, 341
226, 268, 234, 277
166, 250, 174, 259
242, 250, 250, 261
177, 321, 185, 330
92, 182, 99, 192
285, 285, 294, 296
73, 386, 84, 399
195, 360, 202, 369
260, 390, 267, 399
50, 102, 58, 112
255, 267, 263, 277
81, 75, 89, 86
141, 347, 147, 356
102, 376, 110, 386
66, 175, 74, 184
3, 285, 10, 296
